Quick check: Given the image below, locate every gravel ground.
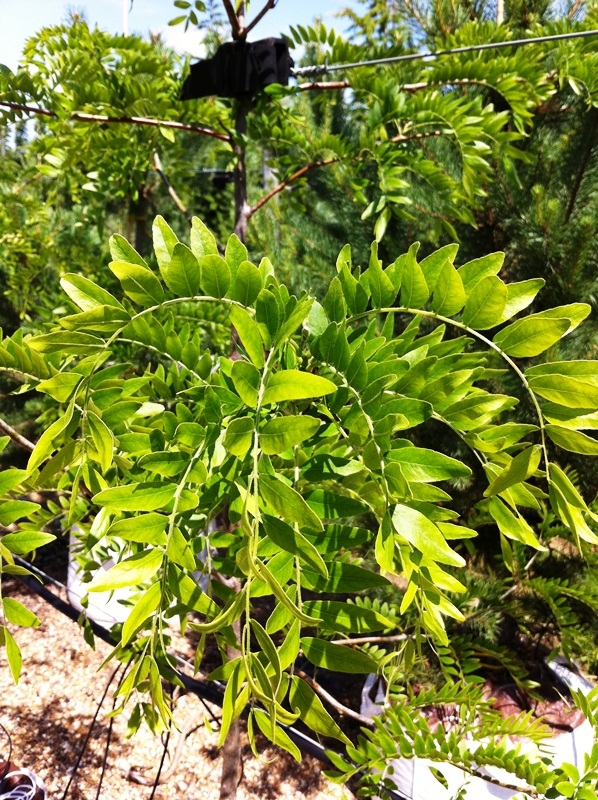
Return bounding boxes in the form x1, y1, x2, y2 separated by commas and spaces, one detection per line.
0, 580, 347, 800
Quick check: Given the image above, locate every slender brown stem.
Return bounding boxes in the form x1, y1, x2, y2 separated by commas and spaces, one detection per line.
331, 634, 409, 646
0, 101, 230, 142
247, 157, 340, 219
244, 0, 277, 36
297, 81, 351, 92
295, 670, 375, 727
0, 417, 35, 452
153, 152, 191, 222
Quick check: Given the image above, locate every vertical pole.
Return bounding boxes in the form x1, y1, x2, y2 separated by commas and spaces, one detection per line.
496, 0, 504, 24
122, 0, 129, 36
233, 2, 249, 244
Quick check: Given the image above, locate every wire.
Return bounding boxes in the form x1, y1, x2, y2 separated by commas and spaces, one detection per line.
292, 28, 598, 78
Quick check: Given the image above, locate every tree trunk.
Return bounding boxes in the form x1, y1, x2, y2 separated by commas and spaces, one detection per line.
219, 579, 242, 800
128, 183, 151, 257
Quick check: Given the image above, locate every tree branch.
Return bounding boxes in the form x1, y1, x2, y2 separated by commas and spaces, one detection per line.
331, 634, 409, 646
247, 157, 340, 219
297, 81, 351, 92
153, 152, 191, 222
221, 0, 242, 39
0, 417, 35, 453
295, 670, 375, 727
0, 101, 231, 142
243, 0, 277, 36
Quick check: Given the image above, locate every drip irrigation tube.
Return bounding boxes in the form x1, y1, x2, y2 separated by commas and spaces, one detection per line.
11, 559, 406, 800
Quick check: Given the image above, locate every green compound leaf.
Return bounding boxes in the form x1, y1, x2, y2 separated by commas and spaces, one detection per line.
60, 273, 124, 311
260, 415, 321, 455
160, 242, 201, 297
4, 628, 22, 683
110, 260, 164, 306
152, 215, 178, 270
190, 216, 218, 260
109, 233, 147, 267
546, 425, 598, 456
387, 447, 471, 483
121, 582, 162, 645
230, 260, 263, 306
229, 305, 264, 368
461, 275, 507, 330
107, 514, 168, 545
231, 360, 261, 408
485, 445, 542, 497
301, 637, 378, 673
259, 474, 323, 531
224, 416, 254, 458
289, 676, 351, 744
88, 549, 163, 592
493, 316, 570, 357
263, 515, 328, 577
93, 482, 177, 512
2, 598, 40, 628
392, 504, 465, 567
262, 370, 336, 405
0, 531, 56, 555
431, 260, 466, 317
200, 254, 231, 299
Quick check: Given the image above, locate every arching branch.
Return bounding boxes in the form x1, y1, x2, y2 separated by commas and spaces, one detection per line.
244, 0, 277, 36
247, 157, 340, 219
0, 101, 231, 142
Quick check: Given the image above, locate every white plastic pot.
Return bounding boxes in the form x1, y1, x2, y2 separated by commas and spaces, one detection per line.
360, 660, 594, 800
67, 531, 130, 626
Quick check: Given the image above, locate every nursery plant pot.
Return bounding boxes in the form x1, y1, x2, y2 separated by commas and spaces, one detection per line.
360, 659, 595, 800
67, 531, 130, 627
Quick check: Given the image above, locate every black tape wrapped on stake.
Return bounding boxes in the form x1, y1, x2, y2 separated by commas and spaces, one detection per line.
181, 38, 294, 99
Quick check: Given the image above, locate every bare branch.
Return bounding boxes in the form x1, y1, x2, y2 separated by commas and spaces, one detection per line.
297, 81, 351, 92
0, 101, 231, 142
153, 152, 191, 222
295, 670, 375, 727
244, 0, 277, 36
0, 417, 35, 453
247, 157, 340, 219
221, 0, 242, 38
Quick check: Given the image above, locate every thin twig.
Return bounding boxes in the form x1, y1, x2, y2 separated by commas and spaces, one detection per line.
60, 665, 123, 800
297, 81, 351, 92
153, 152, 191, 221
148, 728, 172, 800
331, 634, 409, 646
244, 0, 277, 36
0, 101, 231, 142
295, 670, 375, 727
247, 157, 340, 218
0, 417, 35, 452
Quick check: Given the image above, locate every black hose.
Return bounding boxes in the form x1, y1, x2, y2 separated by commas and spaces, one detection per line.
12, 564, 406, 800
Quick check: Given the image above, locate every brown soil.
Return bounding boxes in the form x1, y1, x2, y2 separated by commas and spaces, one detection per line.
0, 580, 346, 800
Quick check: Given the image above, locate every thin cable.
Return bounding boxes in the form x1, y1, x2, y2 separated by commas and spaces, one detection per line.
292, 28, 598, 77
60, 665, 123, 800
148, 729, 171, 800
